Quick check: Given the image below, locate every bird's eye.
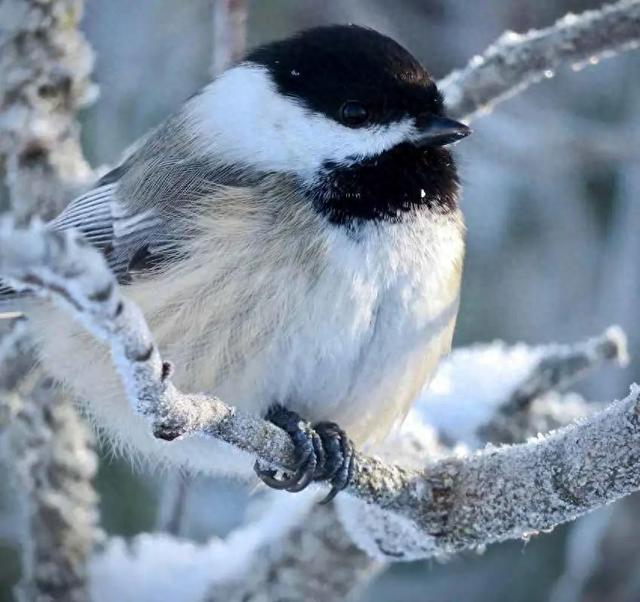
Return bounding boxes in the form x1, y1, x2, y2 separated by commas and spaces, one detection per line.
340, 101, 369, 127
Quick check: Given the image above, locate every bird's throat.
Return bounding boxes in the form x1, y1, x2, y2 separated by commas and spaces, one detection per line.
308, 143, 460, 226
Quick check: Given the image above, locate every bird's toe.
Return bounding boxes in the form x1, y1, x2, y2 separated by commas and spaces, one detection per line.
313, 421, 355, 503
255, 405, 355, 499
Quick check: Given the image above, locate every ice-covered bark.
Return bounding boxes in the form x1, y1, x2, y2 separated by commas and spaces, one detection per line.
439, 0, 640, 121
89, 334, 622, 602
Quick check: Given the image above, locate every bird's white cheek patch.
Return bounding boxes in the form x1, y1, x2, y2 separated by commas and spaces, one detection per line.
187, 64, 415, 178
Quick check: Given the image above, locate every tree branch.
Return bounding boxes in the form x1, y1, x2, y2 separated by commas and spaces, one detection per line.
1, 220, 639, 561
0, 2, 101, 600
439, 0, 640, 121
1, 379, 101, 602
170, 336, 627, 602
0, 0, 97, 221
500, 327, 627, 416
479, 328, 627, 444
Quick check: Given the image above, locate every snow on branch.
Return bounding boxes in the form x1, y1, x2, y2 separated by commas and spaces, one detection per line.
478, 328, 627, 443
411, 330, 626, 448
96, 335, 624, 602
1, 219, 639, 561
2, 379, 101, 602
0, 221, 299, 468
439, 0, 640, 121
498, 327, 627, 416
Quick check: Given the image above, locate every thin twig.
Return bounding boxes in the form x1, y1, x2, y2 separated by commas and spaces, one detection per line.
439, 0, 640, 120
502, 327, 628, 416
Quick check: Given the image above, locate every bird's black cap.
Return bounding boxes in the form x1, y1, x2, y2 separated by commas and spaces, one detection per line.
246, 24, 445, 127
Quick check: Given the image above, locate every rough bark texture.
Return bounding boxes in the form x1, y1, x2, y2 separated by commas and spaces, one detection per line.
1, 379, 101, 602
439, 0, 640, 121
203, 330, 621, 601
0, 1, 100, 600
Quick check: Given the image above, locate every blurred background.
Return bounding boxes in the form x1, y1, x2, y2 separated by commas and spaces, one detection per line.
1, 1, 639, 600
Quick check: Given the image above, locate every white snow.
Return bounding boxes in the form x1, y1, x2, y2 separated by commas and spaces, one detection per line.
408, 340, 545, 445
90, 490, 318, 602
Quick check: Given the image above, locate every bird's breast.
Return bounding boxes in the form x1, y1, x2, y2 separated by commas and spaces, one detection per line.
194, 208, 466, 446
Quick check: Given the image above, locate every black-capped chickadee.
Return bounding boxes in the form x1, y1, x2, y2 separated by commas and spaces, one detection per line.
20, 25, 470, 499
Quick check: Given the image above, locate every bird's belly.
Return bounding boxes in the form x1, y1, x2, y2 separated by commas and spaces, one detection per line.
211, 225, 462, 445
219, 299, 457, 446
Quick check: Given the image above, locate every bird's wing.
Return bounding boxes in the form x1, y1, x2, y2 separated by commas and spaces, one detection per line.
49, 179, 173, 284
2, 112, 252, 294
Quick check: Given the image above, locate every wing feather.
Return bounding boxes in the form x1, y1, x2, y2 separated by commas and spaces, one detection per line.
49, 182, 173, 283
2, 113, 251, 294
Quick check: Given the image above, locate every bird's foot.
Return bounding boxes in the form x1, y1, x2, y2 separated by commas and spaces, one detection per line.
254, 404, 355, 503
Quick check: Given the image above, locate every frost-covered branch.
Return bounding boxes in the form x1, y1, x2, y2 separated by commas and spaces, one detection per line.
1, 380, 101, 602
439, 0, 640, 120
230, 323, 629, 599
0, 221, 300, 467
0, 0, 96, 221
500, 327, 627, 415
479, 328, 627, 443
1, 221, 639, 561
0, 2, 100, 600
113, 336, 621, 602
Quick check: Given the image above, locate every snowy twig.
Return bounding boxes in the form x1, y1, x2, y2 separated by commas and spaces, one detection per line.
439, 0, 640, 121
211, 0, 248, 77
500, 327, 627, 416
479, 328, 627, 443
1, 221, 640, 560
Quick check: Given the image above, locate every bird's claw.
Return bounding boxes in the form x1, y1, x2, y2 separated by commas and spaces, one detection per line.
254, 405, 355, 501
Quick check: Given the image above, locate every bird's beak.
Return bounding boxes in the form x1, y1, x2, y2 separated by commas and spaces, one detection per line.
412, 115, 472, 148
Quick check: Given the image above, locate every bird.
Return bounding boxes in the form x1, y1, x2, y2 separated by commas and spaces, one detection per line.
12, 24, 470, 501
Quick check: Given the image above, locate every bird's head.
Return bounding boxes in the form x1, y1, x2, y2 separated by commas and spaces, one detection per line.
188, 25, 471, 222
